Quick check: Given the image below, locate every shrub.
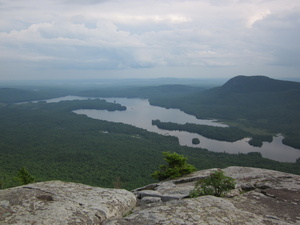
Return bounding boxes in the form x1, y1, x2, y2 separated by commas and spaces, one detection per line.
151, 152, 197, 181
15, 167, 35, 185
190, 169, 235, 197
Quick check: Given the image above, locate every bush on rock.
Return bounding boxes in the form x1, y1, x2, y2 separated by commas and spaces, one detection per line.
151, 152, 196, 181
190, 169, 235, 197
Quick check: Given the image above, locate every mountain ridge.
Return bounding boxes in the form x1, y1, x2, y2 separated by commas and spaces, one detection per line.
148, 75, 300, 149
220, 75, 300, 93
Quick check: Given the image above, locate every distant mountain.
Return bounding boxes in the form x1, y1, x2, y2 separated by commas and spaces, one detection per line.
149, 75, 300, 149
80, 84, 203, 99
0, 87, 71, 104
221, 75, 300, 93
0, 88, 37, 103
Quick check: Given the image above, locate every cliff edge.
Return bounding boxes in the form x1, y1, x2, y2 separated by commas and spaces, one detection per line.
1, 166, 300, 224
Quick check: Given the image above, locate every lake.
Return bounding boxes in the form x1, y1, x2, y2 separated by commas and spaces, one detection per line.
48, 96, 300, 163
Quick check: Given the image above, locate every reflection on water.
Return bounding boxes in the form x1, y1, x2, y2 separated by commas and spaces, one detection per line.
56, 96, 299, 163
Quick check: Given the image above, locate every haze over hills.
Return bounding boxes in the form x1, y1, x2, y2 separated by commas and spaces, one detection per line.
0, 75, 300, 190
149, 75, 300, 150
0, 77, 218, 104
221, 75, 300, 93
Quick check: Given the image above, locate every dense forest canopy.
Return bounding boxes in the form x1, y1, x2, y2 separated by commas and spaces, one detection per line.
1, 76, 300, 190
149, 76, 300, 149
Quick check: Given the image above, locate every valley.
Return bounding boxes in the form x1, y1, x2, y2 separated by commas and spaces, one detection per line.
0, 76, 300, 190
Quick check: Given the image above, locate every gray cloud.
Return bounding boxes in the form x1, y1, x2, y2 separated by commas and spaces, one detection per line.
62, 0, 109, 4
250, 8, 300, 66
0, 0, 299, 80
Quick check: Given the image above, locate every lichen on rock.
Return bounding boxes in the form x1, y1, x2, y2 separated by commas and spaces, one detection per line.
1, 167, 300, 225
0, 180, 136, 224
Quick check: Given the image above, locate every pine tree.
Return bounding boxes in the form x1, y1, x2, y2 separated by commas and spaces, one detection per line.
15, 167, 35, 185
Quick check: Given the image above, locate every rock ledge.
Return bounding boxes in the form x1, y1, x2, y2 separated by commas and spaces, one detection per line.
1, 167, 300, 225
0, 180, 136, 224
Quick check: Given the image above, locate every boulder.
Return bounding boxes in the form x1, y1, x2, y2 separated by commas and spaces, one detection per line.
104, 196, 268, 225
0, 180, 136, 225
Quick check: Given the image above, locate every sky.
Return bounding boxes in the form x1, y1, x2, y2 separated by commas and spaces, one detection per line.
0, 0, 300, 81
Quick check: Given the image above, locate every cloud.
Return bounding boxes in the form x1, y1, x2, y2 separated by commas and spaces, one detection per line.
62, 0, 109, 4
247, 10, 271, 28
0, 0, 300, 80
250, 8, 300, 66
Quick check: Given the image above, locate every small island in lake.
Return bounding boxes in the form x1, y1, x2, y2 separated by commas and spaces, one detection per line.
192, 138, 200, 145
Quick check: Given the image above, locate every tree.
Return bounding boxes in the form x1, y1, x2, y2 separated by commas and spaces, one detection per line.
190, 169, 235, 197
151, 152, 196, 181
192, 138, 200, 145
15, 167, 35, 185
0, 176, 4, 189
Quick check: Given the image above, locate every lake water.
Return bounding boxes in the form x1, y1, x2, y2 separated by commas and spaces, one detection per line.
48, 96, 300, 163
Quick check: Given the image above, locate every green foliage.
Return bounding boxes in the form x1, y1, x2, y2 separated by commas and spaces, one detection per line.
0, 99, 178, 189
190, 170, 235, 197
0, 177, 4, 189
152, 120, 250, 142
149, 77, 300, 149
80, 84, 202, 99
1, 84, 300, 191
282, 134, 300, 150
192, 138, 200, 145
151, 152, 197, 181
0, 87, 72, 104
248, 135, 273, 147
15, 167, 35, 185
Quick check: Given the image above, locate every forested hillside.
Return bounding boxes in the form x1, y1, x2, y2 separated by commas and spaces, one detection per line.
1, 76, 300, 190
79, 84, 203, 99
0, 87, 72, 103
149, 76, 300, 149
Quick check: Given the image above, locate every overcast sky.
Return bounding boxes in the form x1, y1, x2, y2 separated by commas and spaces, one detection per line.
0, 0, 299, 81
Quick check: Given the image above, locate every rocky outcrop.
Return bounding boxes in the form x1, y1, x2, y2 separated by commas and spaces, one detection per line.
106, 166, 300, 225
0, 180, 136, 224
105, 195, 269, 225
1, 167, 300, 224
